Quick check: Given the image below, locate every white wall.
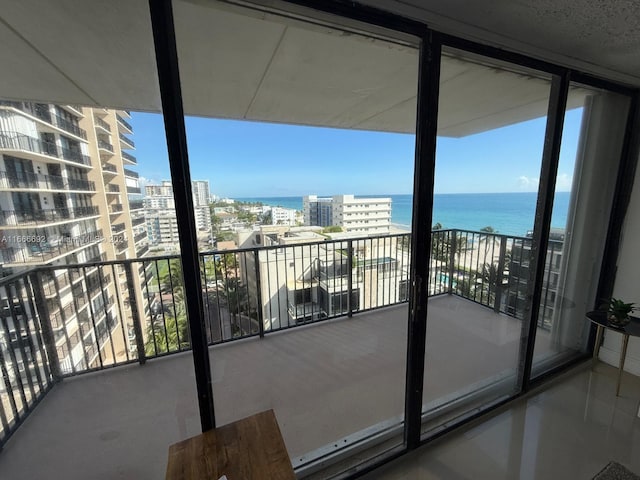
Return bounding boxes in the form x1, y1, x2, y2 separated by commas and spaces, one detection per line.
599, 153, 640, 375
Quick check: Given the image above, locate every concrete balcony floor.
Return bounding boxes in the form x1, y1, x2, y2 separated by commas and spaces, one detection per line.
0, 295, 560, 479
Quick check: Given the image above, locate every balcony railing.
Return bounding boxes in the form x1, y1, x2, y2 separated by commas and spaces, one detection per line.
110, 204, 123, 214
118, 133, 135, 148
0, 229, 103, 265
102, 163, 117, 174
0, 131, 91, 167
112, 223, 125, 233
127, 186, 141, 194
116, 114, 132, 132
129, 200, 144, 210
0, 101, 87, 139
0, 229, 565, 449
50, 112, 87, 139
106, 184, 120, 193
123, 168, 139, 179
121, 151, 137, 164
0, 206, 100, 227
97, 140, 114, 153
94, 117, 111, 132
131, 216, 145, 227
0, 171, 95, 192
134, 231, 147, 243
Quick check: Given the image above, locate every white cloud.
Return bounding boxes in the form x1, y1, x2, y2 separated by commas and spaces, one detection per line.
517, 175, 539, 190
556, 173, 573, 191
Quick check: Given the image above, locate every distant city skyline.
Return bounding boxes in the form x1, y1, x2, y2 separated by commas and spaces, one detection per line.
130, 108, 582, 198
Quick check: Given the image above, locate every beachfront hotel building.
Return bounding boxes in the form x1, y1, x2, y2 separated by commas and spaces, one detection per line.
3, 1, 640, 480
303, 194, 392, 233
0, 101, 148, 372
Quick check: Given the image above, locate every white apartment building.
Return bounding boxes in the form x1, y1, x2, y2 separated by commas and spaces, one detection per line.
192, 180, 210, 207
237, 225, 408, 331
145, 209, 180, 248
303, 194, 392, 234
270, 206, 299, 226
144, 180, 211, 244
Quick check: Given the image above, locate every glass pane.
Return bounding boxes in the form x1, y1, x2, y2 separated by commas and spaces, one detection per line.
174, 0, 418, 474
0, 4, 199, 479
422, 48, 553, 435
531, 84, 630, 375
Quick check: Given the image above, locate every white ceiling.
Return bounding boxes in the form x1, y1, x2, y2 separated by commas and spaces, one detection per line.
361, 0, 640, 87
0, 0, 632, 137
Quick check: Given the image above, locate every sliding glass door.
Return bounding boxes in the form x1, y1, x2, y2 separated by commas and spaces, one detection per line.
422, 47, 555, 434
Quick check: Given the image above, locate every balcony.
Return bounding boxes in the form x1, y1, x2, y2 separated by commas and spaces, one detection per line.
0, 230, 560, 478
127, 186, 141, 194
123, 168, 139, 179
0, 229, 103, 266
0, 131, 91, 167
134, 231, 147, 243
121, 151, 136, 164
94, 116, 111, 133
131, 216, 145, 227
0, 206, 100, 228
116, 114, 132, 133
118, 133, 135, 149
97, 139, 114, 154
0, 171, 95, 192
112, 222, 125, 233
101, 163, 117, 174
0, 102, 87, 140
109, 203, 123, 214
106, 184, 120, 193
129, 200, 144, 211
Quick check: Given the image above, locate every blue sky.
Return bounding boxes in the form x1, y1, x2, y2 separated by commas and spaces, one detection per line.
130, 108, 582, 198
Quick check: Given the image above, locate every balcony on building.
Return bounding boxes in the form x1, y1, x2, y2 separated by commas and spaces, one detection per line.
121, 151, 136, 165
101, 163, 117, 175
94, 116, 111, 134
0, 171, 95, 193
105, 183, 120, 194
129, 199, 144, 211
116, 114, 133, 134
118, 133, 135, 149
97, 139, 114, 155
0, 131, 91, 168
123, 168, 138, 179
0, 101, 88, 141
0, 205, 100, 229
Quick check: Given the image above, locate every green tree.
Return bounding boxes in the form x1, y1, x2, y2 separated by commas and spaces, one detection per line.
322, 225, 343, 233
144, 305, 190, 355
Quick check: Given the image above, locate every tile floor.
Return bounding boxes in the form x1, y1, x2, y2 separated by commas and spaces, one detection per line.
362, 362, 640, 480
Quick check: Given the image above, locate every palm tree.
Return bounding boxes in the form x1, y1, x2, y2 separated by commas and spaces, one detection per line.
144, 303, 190, 355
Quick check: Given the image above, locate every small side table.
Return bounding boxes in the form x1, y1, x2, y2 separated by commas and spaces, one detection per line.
587, 311, 640, 396
166, 410, 295, 480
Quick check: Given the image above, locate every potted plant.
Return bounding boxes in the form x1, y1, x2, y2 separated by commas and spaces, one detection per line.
607, 298, 635, 327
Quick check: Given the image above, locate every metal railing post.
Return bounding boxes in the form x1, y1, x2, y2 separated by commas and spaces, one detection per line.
125, 262, 146, 365
347, 240, 354, 317
28, 270, 62, 382
448, 229, 457, 294
253, 250, 265, 338
494, 236, 507, 313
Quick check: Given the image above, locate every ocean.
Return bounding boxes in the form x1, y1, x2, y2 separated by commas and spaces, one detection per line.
236, 192, 571, 237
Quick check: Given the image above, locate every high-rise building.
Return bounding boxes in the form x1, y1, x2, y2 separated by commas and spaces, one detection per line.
192, 180, 210, 207
0, 101, 148, 370
303, 194, 392, 233
144, 179, 211, 248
